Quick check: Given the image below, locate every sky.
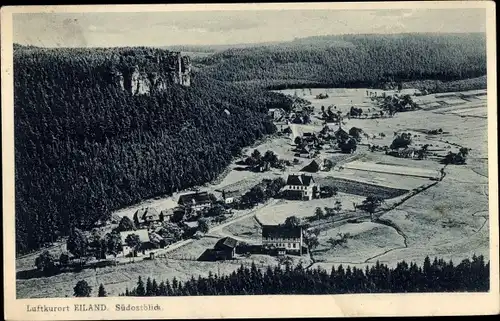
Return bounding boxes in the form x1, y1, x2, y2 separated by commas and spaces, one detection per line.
13, 8, 487, 48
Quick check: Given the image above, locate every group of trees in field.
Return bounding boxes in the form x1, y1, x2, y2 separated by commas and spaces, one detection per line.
34, 226, 127, 275
236, 178, 286, 209
377, 94, 419, 116
73, 280, 107, 297
242, 149, 284, 171
308, 202, 342, 222
442, 147, 471, 165
199, 33, 486, 89
14, 45, 293, 255
120, 255, 489, 296
390, 132, 413, 150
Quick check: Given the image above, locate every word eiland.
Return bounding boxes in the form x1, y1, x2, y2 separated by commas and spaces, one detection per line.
26, 303, 161, 313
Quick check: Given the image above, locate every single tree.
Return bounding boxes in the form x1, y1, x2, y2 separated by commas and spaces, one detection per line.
133, 210, 140, 227
136, 276, 146, 296
198, 218, 209, 234
67, 228, 89, 264
349, 127, 363, 142
117, 216, 136, 232
125, 234, 141, 256
361, 196, 384, 221
105, 232, 122, 258
74, 280, 92, 297
314, 207, 324, 219
251, 149, 262, 162
284, 216, 302, 227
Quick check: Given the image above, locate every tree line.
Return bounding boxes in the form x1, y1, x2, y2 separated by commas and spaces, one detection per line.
199, 33, 486, 90
14, 45, 293, 255
117, 255, 489, 296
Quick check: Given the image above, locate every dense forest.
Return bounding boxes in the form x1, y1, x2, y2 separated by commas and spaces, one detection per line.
198, 33, 487, 89
14, 45, 292, 255
119, 255, 489, 296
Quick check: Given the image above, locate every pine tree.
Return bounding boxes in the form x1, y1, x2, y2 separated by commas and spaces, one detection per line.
146, 277, 153, 296
136, 276, 146, 296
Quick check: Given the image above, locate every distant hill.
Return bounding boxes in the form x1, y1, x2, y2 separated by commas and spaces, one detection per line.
196, 33, 487, 89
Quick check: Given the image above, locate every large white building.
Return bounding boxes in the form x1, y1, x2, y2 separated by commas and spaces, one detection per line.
283, 174, 319, 200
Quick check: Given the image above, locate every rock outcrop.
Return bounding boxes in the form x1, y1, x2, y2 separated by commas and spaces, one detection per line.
110, 51, 191, 96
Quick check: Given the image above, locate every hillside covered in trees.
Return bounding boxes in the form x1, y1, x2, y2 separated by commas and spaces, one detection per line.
120, 255, 489, 296
14, 45, 292, 255
198, 33, 487, 89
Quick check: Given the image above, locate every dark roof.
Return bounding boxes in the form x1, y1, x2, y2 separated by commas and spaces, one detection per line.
335, 128, 349, 137
301, 160, 320, 173
222, 190, 240, 198
178, 191, 211, 206
134, 208, 147, 218
286, 174, 315, 186
262, 225, 302, 239
214, 237, 238, 250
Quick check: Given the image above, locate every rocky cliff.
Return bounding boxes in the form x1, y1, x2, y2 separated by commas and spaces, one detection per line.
111, 51, 191, 96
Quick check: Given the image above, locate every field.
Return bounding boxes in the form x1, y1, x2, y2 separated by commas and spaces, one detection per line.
313, 222, 406, 264
254, 194, 367, 225
343, 161, 440, 179
16, 87, 490, 298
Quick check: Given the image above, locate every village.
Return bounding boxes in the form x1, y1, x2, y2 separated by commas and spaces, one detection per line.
16, 86, 489, 298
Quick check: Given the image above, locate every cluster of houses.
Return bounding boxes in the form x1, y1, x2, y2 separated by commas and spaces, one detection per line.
117, 170, 322, 259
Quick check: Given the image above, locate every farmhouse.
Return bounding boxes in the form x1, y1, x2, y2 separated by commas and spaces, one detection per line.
387, 147, 419, 159
301, 159, 323, 173
159, 209, 174, 222
198, 236, 238, 261
214, 237, 238, 259
262, 225, 303, 255
296, 145, 313, 159
334, 127, 349, 141
221, 190, 240, 204
119, 229, 151, 257
141, 207, 161, 224
283, 174, 319, 200
178, 191, 212, 211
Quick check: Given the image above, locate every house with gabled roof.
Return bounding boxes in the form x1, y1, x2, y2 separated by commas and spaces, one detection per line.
178, 191, 212, 212
334, 127, 349, 141
283, 174, 319, 200
119, 229, 151, 257
221, 190, 240, 204
142, 207, 161, 224
214, 237, 238, 259
262, 225, 303, 255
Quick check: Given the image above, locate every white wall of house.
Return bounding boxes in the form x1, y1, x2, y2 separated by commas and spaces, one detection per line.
263, 237, 302, 250
192, 203, 211, 211
284, 184, 315, 200
121, 245, 132, 257
224, 197, 234, 204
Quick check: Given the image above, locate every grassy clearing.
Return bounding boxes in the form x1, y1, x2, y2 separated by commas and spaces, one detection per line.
372, 162, 489, 264
254, 194, 366, 225
343, 160, 440, 179
221, 217, 262, 242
